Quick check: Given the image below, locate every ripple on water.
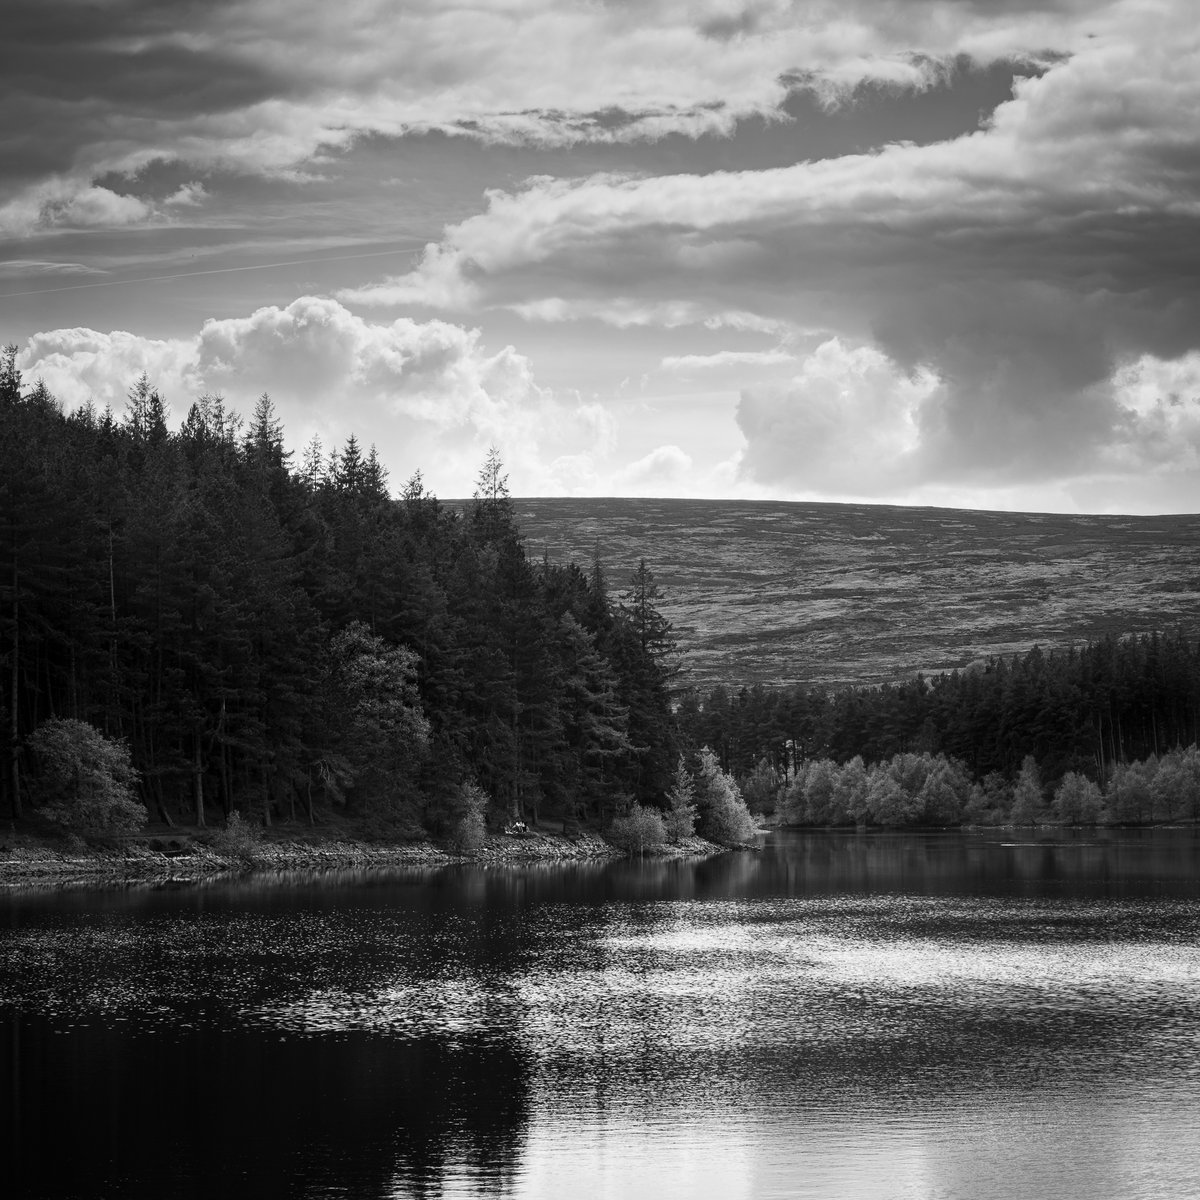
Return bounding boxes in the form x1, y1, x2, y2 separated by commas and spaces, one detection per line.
3, 894, 1199, 1104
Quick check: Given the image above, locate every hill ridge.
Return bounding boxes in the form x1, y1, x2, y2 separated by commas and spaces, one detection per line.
509, 497, 1200, 689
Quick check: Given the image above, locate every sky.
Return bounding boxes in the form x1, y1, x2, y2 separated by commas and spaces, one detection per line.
2, 0, 1199, 512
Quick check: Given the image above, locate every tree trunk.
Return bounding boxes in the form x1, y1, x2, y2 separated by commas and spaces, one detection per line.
9, 549, 20, 819
261, 761, 272, 827
155, 777, 175, 829
193, 731, 206, 828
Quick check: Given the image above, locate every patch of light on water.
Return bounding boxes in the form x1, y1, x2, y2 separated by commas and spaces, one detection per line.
6, 873, 1200, 1198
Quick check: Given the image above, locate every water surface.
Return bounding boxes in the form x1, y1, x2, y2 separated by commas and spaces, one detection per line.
3, 830, 1199, 1199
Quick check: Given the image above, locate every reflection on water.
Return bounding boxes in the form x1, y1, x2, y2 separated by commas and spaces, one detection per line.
2, 830, 1200, 1199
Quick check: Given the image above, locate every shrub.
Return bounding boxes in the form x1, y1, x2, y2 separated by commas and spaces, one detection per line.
609, 803, 667, 855
27, 718, 146, 835
448, 782, 489, 853
208, 811, 262, 857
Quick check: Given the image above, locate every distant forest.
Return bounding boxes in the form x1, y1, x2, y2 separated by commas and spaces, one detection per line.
685, 631, 1200, 784
3, 349, 1198, 835
682, 634, 1200, 826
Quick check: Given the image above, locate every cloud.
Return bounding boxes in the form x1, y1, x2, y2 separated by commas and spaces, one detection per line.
18, 327, 197, 413
0, 260, 105, 277
165, 181, 208, 208
735, 337, 1200, 503
337, 244, 481, 310
2, 0, 1126, 237
338, 6, 1200, 502
661, 349, 794, 372
737, 339, 937, 495
0, 180, 158, 236
15, 296, 616, 496
615, 444, 695, 490
505, 296, 797, 337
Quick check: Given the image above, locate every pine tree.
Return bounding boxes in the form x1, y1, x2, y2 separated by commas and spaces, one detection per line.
0, 345, 21, 406
612, 559, 678, 802
663, 755, 697, 842
300, 434, 325, 488
471, 446, 516, 545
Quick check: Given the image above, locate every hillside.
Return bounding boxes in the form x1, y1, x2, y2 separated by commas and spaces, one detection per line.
512, 498, 1200, 689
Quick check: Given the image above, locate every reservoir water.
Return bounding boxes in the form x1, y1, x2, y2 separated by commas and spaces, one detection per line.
3, 829, 1200, 1199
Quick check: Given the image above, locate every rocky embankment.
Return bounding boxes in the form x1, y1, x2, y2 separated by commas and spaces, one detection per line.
0, 827, 725, 890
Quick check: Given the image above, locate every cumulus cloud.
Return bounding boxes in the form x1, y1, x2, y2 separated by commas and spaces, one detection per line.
16, 297, 616, 496
736, 337, 1200, 503
19, 328, 198, 413
338, 245, 482, 310
615, 444, 695, 490
165, 182, 208, 208
0, 179, 158, 237
737, 339, 937, 495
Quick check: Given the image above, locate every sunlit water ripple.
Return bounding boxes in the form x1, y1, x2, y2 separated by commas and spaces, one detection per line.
3, 833, 1200, 1199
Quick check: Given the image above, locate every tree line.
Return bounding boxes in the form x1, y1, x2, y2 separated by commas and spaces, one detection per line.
684, 632, 1200, 825
683, 632, 1200, 784
0, 349, 679, 838
4, 346, 1197, 840
734, 745, 1200, 828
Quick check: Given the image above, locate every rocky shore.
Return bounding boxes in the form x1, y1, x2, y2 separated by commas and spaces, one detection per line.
0, 827, 726, 891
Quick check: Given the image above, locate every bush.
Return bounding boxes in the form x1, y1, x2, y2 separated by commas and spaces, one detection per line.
609, 803, 667, 854
208, 811, 262, 857
27, 718, 146, 835
448, 782, 489, 853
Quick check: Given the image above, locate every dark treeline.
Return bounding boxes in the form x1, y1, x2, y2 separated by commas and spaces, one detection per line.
0, 350, 678, 835
681, 632, 1200, 785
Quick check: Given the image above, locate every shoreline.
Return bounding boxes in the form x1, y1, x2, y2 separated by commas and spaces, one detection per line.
0, 829, 727, 892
